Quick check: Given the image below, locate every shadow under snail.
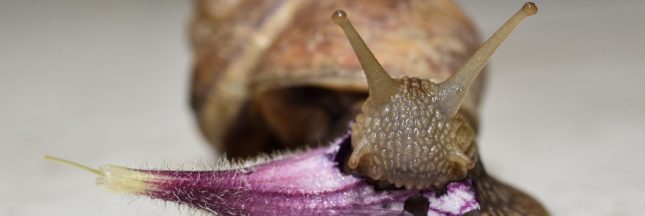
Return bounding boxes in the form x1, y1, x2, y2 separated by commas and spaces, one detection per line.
48, 1, 549, 215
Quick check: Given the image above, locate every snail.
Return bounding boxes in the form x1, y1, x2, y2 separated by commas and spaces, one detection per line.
188, 0, 548, 214
45, 1, 550, 215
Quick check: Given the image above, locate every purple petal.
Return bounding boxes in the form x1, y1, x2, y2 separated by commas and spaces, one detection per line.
89, 135, 480, 215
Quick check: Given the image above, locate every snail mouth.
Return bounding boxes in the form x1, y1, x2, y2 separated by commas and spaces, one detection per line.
220, 86, 367, 158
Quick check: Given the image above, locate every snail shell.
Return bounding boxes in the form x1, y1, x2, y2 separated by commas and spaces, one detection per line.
189, 0, 483, 157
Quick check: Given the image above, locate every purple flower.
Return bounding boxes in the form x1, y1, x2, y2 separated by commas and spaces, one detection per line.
47, 135, 480, 215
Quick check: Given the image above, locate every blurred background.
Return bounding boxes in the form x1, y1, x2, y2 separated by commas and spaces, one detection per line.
1, 0, 643, 215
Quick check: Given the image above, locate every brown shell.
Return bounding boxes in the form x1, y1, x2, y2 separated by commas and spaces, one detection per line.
189, 0, 482, 157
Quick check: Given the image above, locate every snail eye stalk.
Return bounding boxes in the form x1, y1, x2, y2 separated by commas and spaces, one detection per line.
438, 2, 537, 116
332, 10, 400, 104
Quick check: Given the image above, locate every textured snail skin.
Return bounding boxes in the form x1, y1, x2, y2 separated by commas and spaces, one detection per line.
349, 79, 549, 214
469, 161, 550, 216
350, 77, 477, 189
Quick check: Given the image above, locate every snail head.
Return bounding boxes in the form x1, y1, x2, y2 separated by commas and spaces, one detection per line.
332, 3, 537, 189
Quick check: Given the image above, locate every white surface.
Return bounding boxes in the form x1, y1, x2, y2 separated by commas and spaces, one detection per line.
1, 1, 644, 215
0, 1, 211, 216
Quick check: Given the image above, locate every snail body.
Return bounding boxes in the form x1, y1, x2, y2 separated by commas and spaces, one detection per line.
333, 3, 547, 215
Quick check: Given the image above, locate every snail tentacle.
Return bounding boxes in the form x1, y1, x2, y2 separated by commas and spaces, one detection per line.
332, 10, 400, 104
438, 2, 538, 116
